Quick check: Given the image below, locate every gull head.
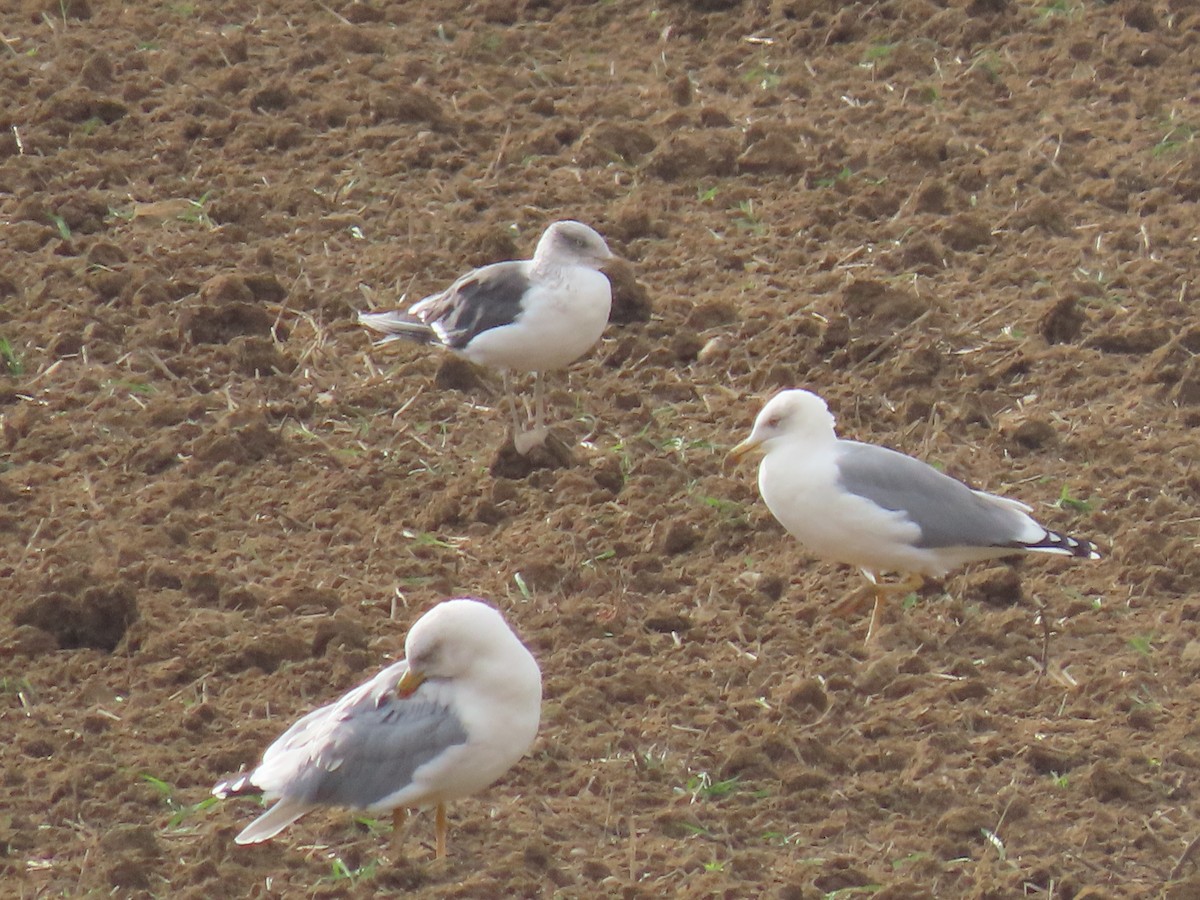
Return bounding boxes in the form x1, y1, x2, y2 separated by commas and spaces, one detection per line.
397, 598, 539, 697
535, 220, 614, 270
727, 389, 838, 462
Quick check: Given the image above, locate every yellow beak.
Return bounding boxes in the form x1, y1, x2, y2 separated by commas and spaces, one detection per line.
396, 668, 426, 698
726, 436, 761, 464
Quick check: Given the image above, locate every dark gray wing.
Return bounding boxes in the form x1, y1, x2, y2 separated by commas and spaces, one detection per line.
413, 262, 532, 350
255, 660, 469, 810
836, 441, 1028, 550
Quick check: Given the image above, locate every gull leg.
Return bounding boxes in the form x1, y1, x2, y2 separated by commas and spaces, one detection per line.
865, 583, 886, 645
534, 372, 546, 431
861, 570, 884, 644
435, 802, 448, 860
865, 572, 924, 644
891, 573, 924, 597
514, 372, 549, 455
831, 570, 878, 618
391, 807, 407, 857
502, 371, 520, 433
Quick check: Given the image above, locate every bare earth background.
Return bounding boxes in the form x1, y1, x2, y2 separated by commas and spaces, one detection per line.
2, 0, 1199, 896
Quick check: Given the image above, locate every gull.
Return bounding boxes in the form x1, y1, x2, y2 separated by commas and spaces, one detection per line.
213, 598, 542, 859
358, 220, 614, 453
728, 389, 1101, 642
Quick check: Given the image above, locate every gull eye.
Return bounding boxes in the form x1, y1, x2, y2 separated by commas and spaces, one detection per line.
765, 416, 782, 429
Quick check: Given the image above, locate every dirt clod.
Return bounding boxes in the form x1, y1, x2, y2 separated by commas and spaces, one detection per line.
1008, 417, 1058, 451
434, 356, 486, 393
841, 278, 930, 327
490, 432, 575, 478
644, 604, 691, 634
1040, 295, 1087, 344
659, 520, 700, 555
603, 258, 653, 325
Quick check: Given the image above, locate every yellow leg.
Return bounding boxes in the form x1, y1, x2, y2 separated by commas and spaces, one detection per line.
862, 571, 924, 645
831, 579, 876, 618
890, 572, 925, 597
435, 802, 448, 860
391, 807, 407, 857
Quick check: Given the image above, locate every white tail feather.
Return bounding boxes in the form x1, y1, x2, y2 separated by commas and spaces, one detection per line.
234, 799, 313, 844
357, 310, 434, 346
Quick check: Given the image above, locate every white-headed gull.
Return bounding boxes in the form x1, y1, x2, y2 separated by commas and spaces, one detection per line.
213, 598, 542, 859
729, 389, 1100, 641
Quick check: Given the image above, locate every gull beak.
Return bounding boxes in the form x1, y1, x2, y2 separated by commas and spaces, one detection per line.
726, 435, 761, 465
395, 668, 426, 698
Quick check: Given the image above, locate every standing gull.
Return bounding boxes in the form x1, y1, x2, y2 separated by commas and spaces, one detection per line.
728, 389, 1100, 642
358, 220, 614, 453
213, 598, 542, 859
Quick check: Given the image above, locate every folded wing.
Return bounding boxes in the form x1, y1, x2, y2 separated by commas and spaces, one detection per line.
215, 660, 469, 844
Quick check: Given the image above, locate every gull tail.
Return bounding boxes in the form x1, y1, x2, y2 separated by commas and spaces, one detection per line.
1018, 528, 1101, 560
213, 773, 313, 844
234, 798, 313, 844
357, 310, 436, 346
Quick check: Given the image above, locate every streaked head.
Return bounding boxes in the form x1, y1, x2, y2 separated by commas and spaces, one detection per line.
727, 389, 838, 463
396, 598, 537, 696
535, 220, 614, 269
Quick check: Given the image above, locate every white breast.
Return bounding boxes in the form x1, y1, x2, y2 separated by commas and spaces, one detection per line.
759, 445, 929, 575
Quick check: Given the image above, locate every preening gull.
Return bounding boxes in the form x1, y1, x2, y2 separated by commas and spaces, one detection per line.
213, 598, 542, 858
728, 389, 1101, 641
359, 220, 614, 453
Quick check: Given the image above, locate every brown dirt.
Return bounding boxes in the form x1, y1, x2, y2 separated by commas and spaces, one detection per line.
2, 0, 1199, 896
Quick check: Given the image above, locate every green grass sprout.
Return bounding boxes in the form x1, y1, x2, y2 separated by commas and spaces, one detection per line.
0, 338, 24, 375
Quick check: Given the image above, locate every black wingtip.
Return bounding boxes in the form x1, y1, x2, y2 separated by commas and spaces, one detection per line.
1023, 529, 1102, 560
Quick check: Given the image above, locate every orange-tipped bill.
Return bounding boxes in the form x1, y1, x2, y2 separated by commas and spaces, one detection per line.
395, 668, 426, 698
726, 435, 762, 465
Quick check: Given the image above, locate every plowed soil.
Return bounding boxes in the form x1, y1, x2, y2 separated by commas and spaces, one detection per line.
3, 0, 1199, 896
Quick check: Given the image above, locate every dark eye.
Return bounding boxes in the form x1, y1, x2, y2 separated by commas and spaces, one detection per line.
766, 416, 781, 428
